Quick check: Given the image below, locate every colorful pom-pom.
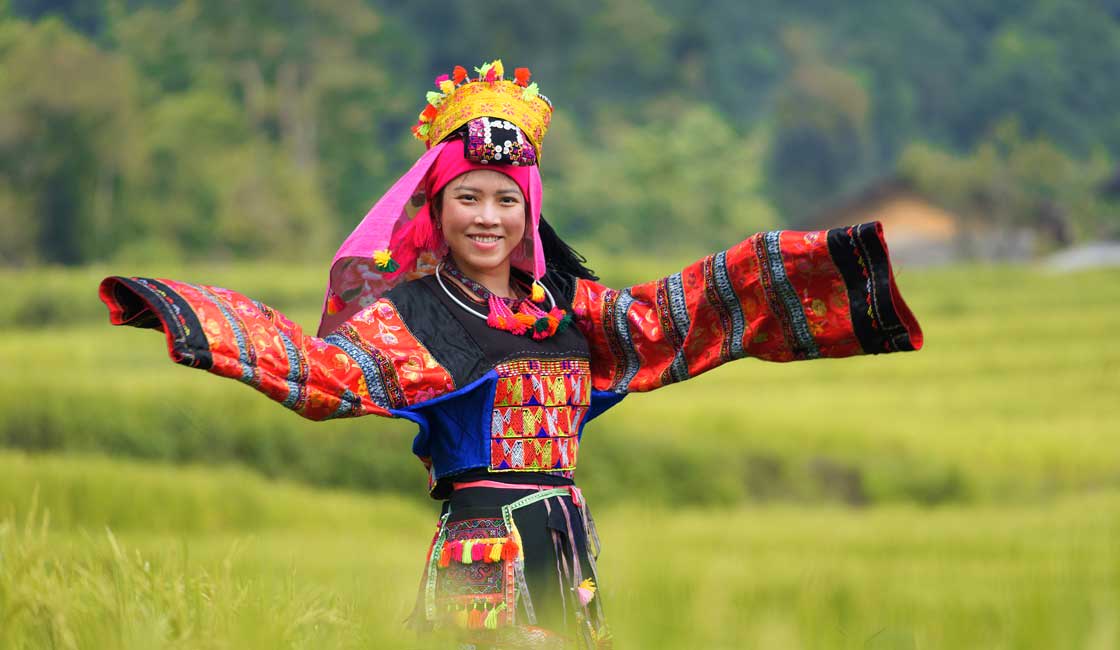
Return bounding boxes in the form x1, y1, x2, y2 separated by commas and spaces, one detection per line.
420, 104, 439, 122
501, 539, 520, 562
326, 293, 346, 315
425, 90, 443, 107
439, 79, 455, 95
484, 67, 497, 83
522, 82, 539, 101
577, 578, 597, 606
492, 59, 504, 78
434, 73, 449, 87
372, 248, 399, 272
530, 281, 545, 302
514, 67, 531, 87
453, 66, 468, 84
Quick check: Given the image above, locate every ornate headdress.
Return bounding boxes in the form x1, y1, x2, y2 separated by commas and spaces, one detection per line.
317, 60, 555, 336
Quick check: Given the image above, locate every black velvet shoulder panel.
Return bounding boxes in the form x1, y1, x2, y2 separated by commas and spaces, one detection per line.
382, 278, 488, 388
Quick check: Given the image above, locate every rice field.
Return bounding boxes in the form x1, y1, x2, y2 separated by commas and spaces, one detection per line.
1, 451, 1118, 649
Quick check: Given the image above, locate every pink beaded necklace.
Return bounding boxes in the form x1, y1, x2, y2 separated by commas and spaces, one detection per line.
438, 258, 571, 339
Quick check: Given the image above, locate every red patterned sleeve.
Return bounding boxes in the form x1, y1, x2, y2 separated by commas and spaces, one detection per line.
571, 221, 923, 394
98, 277, 455, 419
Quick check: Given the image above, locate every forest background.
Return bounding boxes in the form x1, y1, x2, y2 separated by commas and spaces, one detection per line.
3, 0, 1120, 267
2, 1, 1120, 649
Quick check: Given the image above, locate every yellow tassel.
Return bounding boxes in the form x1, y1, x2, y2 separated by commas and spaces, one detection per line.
530, 281, 545, 302
439, 79, 455, 95
512, 527, 525, 561
492, 59, 504, 78
489, 542, 503, 563
461, 539, 474, 565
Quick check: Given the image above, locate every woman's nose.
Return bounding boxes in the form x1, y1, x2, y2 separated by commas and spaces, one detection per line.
475, 201, 500, 225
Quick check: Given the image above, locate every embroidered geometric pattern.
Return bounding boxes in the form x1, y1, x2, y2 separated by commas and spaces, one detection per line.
189, 283, 258, 384
712, 250, 746, 361
755, 231, 821, 360
655, 273, 691, 385
323, 323, 406, 410
437, 518, 509, 600
490, 358, 590, 474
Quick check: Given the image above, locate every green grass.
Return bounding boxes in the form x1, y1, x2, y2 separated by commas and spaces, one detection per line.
1, 262, 1118, 507
2, 451, 1118, 649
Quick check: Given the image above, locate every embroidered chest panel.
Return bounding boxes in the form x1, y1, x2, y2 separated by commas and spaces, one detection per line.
489, 358, 590, 474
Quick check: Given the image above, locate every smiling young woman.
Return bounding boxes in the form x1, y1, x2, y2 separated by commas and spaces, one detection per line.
99, 59, 923, 649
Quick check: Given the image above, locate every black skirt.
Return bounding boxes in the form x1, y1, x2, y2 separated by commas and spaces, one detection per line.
411, 475, 611, 649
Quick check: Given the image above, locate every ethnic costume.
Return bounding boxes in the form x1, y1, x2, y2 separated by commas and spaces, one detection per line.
98, 61, 923, 649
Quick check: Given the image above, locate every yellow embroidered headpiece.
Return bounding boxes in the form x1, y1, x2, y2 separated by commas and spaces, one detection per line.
412, 60, 553, 157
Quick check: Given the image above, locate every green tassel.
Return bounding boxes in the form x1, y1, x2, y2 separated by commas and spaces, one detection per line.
484, 602, 506, 629
532, 317, 550, 333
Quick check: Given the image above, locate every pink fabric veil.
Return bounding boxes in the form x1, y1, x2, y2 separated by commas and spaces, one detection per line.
317, 139, 544, 336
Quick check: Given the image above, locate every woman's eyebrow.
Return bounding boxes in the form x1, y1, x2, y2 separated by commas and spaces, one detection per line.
452, 185, 521, 196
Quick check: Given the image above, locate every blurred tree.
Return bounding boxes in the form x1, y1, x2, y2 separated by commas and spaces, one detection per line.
766, 27, 871, 221
0, 17, 139, 265
118, 89, 332, 262
548, 102, 777, 255
10, 0, 105, 35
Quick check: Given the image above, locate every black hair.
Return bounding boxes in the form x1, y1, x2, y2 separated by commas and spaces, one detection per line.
539, 216, 598, 281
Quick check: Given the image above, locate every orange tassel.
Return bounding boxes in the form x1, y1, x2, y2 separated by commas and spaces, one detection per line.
326, 293, 346, 315
501, 539, 520, 561
439, 545, 451, 568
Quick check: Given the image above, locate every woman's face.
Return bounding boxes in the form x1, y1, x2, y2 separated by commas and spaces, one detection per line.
438, 170, 527, 283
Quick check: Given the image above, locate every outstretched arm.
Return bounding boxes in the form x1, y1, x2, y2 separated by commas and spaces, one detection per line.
572, 221, 923, 394
99, 277, 455, 420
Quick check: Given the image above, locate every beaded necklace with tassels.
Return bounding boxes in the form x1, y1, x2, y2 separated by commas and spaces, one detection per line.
438, 258, 572, 340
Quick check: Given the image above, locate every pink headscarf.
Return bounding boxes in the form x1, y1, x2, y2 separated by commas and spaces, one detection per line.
317, 138, 544, 336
